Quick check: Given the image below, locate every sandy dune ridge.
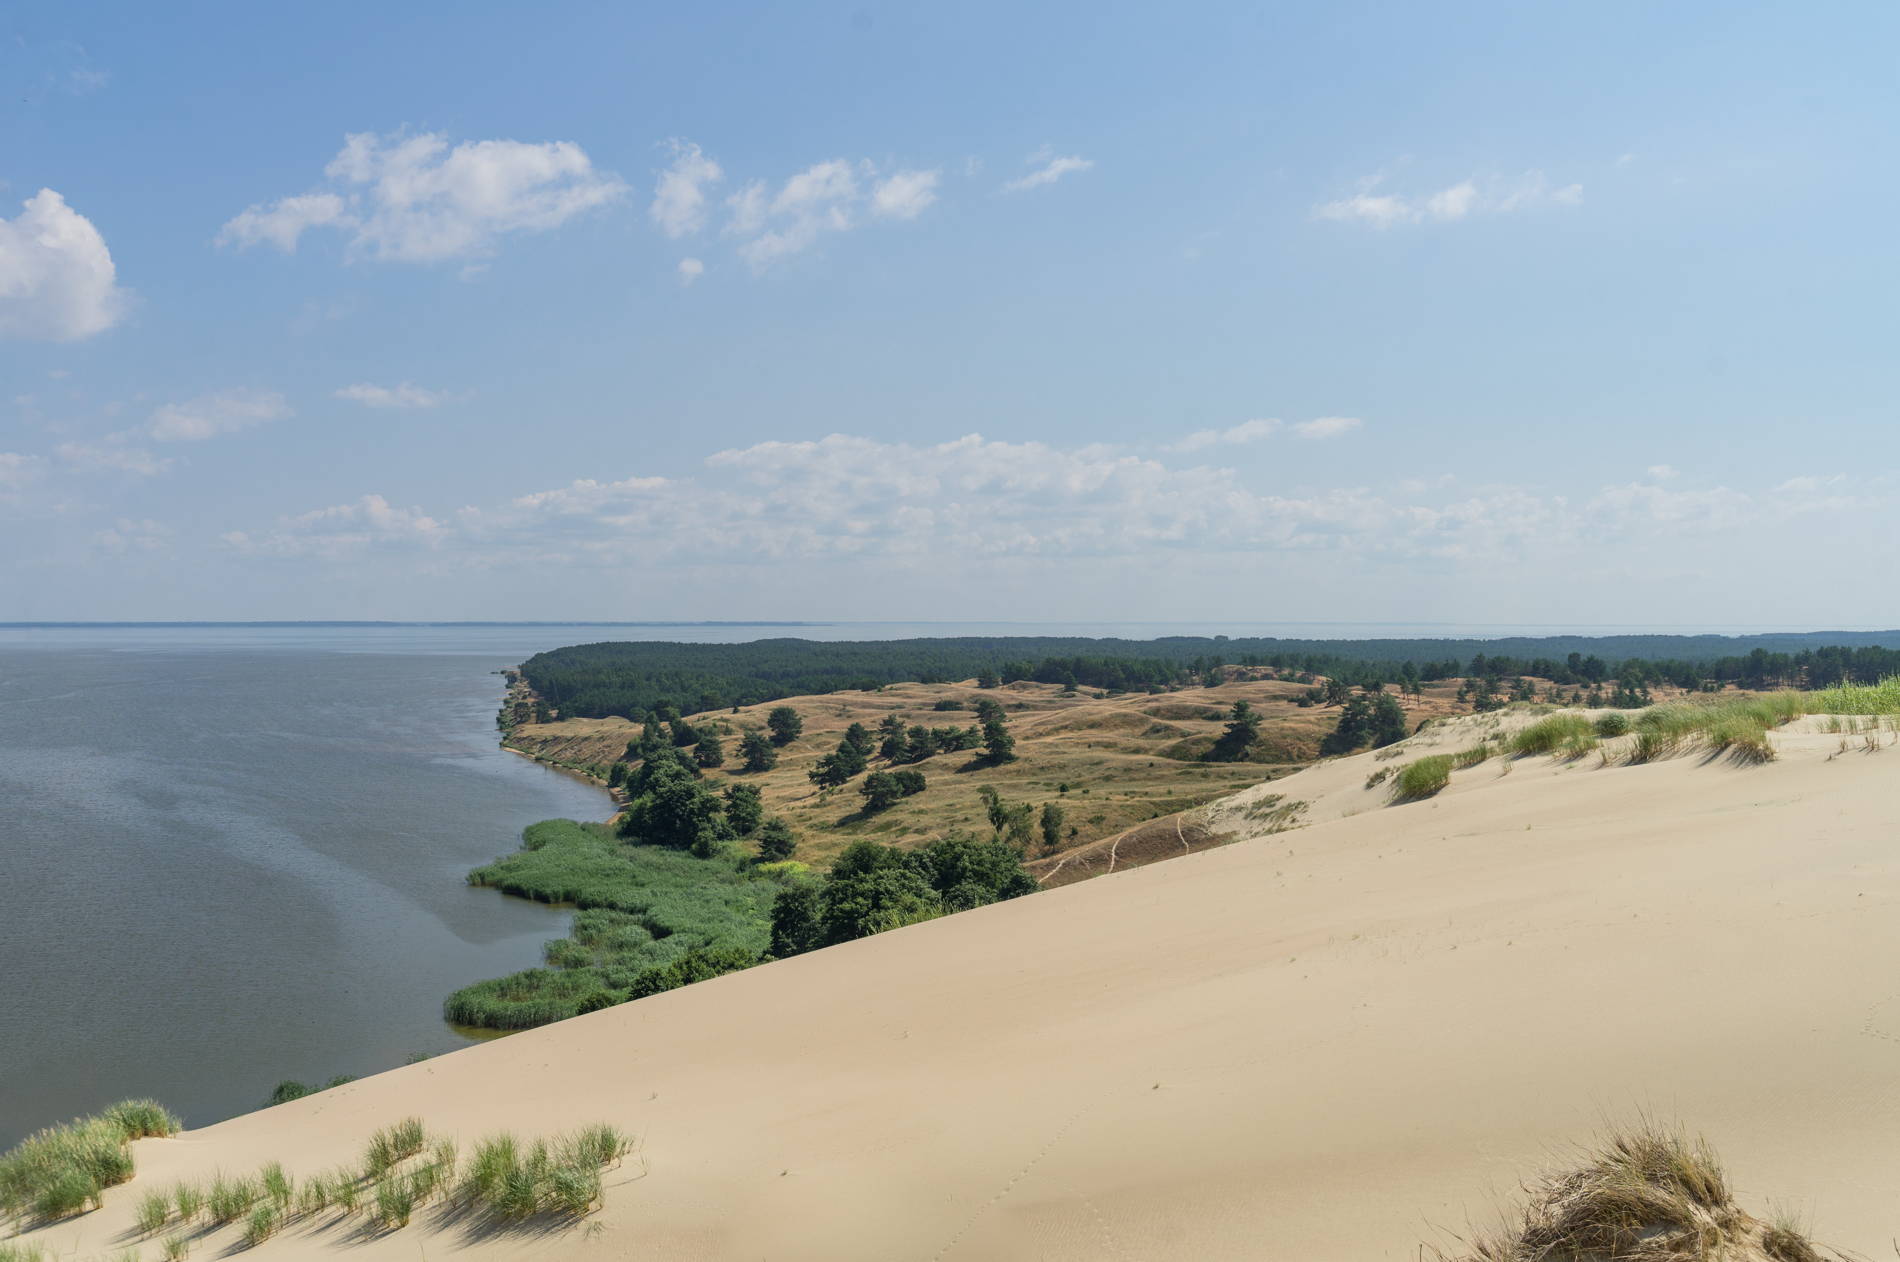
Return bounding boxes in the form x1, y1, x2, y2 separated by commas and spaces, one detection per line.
15, 711, 1900, 1260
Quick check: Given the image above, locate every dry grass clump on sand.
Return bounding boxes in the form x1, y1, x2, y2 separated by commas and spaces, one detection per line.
1393, 755, 1454, 801
1427, 1124, 1846, 1261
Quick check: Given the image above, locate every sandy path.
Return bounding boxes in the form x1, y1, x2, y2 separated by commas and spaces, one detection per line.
14, 716, 1900, 1260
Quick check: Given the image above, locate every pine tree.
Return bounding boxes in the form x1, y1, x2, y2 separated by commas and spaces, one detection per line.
766, 706, 803, 746
739, 729, 777, 773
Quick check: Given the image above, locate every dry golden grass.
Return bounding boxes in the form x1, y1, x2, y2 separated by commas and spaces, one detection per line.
1429, 1123, 1844, 1261
509, 674, 1472, 869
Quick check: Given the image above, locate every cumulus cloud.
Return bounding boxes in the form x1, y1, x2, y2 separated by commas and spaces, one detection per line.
1292, 416, 1362, 439
224, 493, 446, 558
646, 142, 945, 270
218, 132, 626, 262
1002, 152, 1094, 193
649, 140, 723, 237
1315, 171, 1582, 228
147, 389, 289, 441
220, 431, 1856, 579
871, 170, 940, 219
335, 382, 456, 409
1168, 418, 1282, 452
0, 189, 131, 341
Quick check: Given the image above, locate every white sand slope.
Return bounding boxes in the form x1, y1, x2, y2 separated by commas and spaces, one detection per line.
15, 713, 1900, 1260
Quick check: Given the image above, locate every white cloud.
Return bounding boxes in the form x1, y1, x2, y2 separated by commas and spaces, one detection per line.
677, 257, 704, 285
1315, 171, 1582, 228
147, 389, 289, 442
730, 158, 861, 270
1292, 416, 1363, 440
0, 189, 131, 341
335, 382, 456, 410
1168, 418, 1281, 452
1002, 153, 1093, 193
871, 170, 940, 220
1647, 464, 1679, 480
216, 193, 348, 253
218, 132, 627, 263
56, 441, 172, 476
1168, 416, 1361, 450
225, 494, 446, 558
649, 140, 723, 238
222, 439, 1885, 579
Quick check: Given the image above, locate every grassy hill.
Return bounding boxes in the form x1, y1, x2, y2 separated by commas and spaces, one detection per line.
504, 671, 1475, 869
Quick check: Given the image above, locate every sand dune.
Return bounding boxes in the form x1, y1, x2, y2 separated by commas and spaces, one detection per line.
16, 712, 1900, 1260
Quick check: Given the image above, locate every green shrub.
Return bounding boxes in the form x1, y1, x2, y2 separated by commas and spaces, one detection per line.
1393, 755, 1453, 801
1593, 713, 1630, 737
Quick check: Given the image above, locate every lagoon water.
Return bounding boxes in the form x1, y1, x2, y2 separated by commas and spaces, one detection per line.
0, 626, 621, 1147
0, 618, 1844, 1147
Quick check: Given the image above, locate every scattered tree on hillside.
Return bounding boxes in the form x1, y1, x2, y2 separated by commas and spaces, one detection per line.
891, 769, 926, 797
1039, 801, 1065, 853
756, 817, 797, 863
723, 783, 764, 836
738, 729, 778, 773
859, 771, 903, 813
1206, 700, 1261, 762
767, 706, 803, 746
606, 762, 628, 789
980, 708, 1016, 764
976, 668, 999, 689
769, 836, 1037, 957
1368, 693, 1408, 748
621, 758, 727, 854
808, 736, 869, 788
876, 714, 908, 761
842, 722, 875, 758
1319, 695, 1376, 756
693, 728, 726, 768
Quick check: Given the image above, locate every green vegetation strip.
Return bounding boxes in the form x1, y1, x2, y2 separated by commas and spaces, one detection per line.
4, 1106, 632, 1250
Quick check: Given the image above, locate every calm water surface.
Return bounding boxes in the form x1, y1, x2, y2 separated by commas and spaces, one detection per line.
0, 627, 620, 1146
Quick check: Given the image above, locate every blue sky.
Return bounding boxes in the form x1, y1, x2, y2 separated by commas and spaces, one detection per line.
3, 1, 1896, 624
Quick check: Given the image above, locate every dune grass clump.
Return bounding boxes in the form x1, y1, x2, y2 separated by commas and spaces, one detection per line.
456, 1126, 628, 1221
162, 1234, 191, 1261
1426, 1123, 1836, 1261
363, 1117, 427, 1178
1452, 744, 1493, 769
206, 1172, 261, 1224
101, 1100, 182, 1141
1628, 693, 1806, 765
1508, 714, 1598, 758
1393, 755, 1454, 801
260, 1160, 293, 1213
136, 1187, 172, 1234
242, 1202, 279, 1247
0, 1243, 50, 1262
1593, 712, 1631, 738
0, 1114, 137, 1221
372, 1174, 415, 1229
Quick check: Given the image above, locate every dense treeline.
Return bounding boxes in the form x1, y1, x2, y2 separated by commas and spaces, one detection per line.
519, 633, 1900, 719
